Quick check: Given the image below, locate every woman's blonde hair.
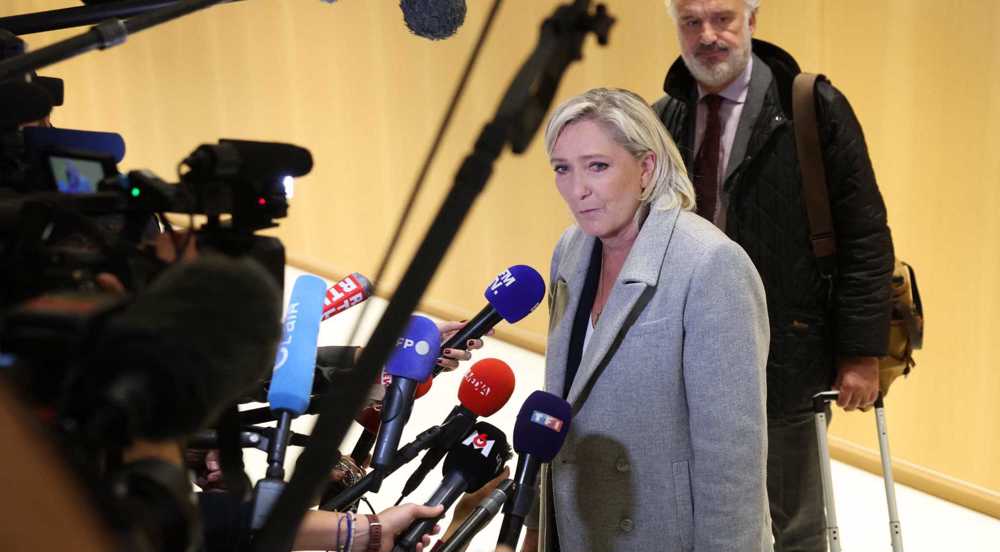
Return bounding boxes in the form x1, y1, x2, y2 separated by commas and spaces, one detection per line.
544, 87, 695, 212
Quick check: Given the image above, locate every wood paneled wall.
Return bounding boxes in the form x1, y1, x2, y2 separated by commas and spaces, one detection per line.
9, 0, 998, 516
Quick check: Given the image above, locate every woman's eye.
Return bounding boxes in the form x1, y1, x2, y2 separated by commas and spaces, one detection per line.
589, 162, 609, 171
553, 164, 568, 174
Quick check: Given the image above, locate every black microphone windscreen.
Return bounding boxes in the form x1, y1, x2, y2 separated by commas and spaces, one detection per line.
91, 254, 282, 439
220, 139, 313, 178
399, 0, 466, 40
443, 421, 510, 492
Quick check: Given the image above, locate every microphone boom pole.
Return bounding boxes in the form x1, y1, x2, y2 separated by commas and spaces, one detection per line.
0, 0, 232, 81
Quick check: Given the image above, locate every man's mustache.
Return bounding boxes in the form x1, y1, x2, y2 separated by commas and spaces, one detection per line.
696, 42, 730, 54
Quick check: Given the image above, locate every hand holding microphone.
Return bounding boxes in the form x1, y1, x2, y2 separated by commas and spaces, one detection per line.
435, 265, 545, 376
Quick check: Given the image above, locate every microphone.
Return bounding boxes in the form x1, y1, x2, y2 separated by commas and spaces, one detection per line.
436, 265, 545, 375
268, 274, 328, 417
370, 315, 440, 488
399, 358, 515, 499
321, 272, 373, 320
392, 422, 511, 552
251, 274, 327, 531
399, 0, 467, 40
182, 139, 313, 181
496, 391, 572, 551
437, 479, 515, 552
350, 376, 432, 465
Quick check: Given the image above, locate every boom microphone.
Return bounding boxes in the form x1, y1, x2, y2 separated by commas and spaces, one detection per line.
370, 315, 440, 488
392, 422, 511, 552
496, 391, 572, 551
399, 358, 515, 498
399, 0, 467, 40
321, 272, 372, 320
436, 265, 544, 376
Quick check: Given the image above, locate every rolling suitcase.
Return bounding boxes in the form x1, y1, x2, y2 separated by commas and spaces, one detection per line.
812, 390, 904, 552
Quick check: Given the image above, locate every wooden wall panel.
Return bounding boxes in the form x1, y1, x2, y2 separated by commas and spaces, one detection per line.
8, 0, 997, 514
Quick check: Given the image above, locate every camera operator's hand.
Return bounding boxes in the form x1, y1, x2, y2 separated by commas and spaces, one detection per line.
435, 321, 492, 372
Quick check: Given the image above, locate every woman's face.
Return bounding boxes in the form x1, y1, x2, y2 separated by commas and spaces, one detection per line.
550, 119, 653, 243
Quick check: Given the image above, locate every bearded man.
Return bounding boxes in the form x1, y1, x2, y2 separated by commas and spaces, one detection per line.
653, 1, 895, 551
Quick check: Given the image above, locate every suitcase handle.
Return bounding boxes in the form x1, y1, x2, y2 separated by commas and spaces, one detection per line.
812, 390, 885, 413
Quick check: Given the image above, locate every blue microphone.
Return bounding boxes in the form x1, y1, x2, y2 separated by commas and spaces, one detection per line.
251, 274, 326, 531
268, 274, 327, 416
496, 391, 573, 550
370, 315, 440, 489
436, 265, 545, 375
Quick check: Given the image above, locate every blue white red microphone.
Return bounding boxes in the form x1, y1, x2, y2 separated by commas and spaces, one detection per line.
495, 391, 572, 550
370, 315, 440, 490
321, 272, 373, 321
436, 265, 545, 375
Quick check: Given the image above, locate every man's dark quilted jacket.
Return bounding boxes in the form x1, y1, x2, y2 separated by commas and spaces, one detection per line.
653, 40, 894, 415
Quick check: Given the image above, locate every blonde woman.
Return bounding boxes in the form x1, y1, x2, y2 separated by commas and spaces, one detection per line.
527, 88, 771, 552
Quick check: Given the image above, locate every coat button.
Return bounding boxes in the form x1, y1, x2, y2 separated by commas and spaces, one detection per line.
615, 458, 630, 473
619, 518, 634, 533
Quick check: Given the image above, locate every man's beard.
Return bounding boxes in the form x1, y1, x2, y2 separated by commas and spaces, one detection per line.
681, 35, 751, 90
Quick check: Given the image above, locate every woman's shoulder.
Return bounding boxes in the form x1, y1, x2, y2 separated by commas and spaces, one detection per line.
665, 210, 753, 267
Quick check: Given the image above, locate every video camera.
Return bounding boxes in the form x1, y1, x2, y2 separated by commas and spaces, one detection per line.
0, 119, 307, 552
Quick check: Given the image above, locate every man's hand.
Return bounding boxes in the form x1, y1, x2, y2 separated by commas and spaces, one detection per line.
833, 356, 879, 411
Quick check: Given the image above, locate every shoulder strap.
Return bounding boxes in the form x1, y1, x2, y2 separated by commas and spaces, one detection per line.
792, 73, 837, 275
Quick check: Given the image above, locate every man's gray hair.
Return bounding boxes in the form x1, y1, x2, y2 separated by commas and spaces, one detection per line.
665, 0, 761, 20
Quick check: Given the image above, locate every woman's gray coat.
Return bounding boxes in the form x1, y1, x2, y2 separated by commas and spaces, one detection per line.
537, 205, 772, 552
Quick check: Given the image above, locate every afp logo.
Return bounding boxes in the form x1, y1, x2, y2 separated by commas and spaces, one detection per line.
396, 336, 432, 356
461, 431, 496, 458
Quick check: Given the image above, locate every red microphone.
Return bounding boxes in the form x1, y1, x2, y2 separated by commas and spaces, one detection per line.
322, 272, 373, 320
399, 358, 515, 498
457, 358, 516, 417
